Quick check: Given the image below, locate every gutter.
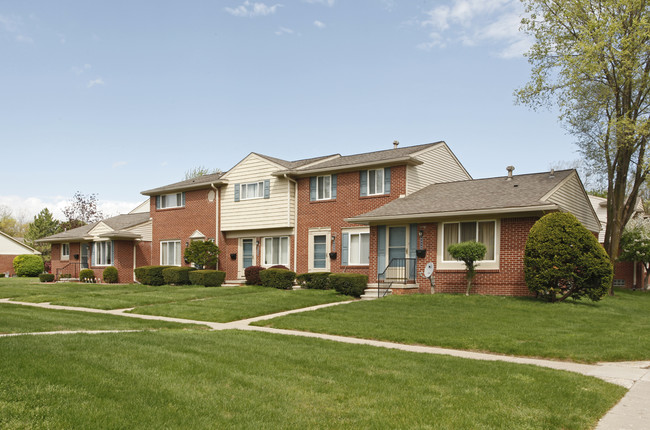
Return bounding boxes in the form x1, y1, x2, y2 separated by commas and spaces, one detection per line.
272, 157, 423, 178
284, 174, 298, 273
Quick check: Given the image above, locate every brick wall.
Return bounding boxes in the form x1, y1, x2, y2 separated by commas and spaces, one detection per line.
0, 255, 16, 276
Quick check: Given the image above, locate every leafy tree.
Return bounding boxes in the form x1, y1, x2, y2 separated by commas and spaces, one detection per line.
619, 218, 650, 290
24, 208, 61, 261
13, 254, 44, 277
517, 0, 650, 295
183, 240, 220, 269
184, 166, 221, 180
447, 241, 487, 296
524, 213, 613, 302
62, 191, 104, 227
0, 205, 29, 237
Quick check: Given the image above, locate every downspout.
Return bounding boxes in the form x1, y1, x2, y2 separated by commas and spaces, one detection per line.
284, 174, 298, 273
133, 241, 137, 282
211, 183, 219, 270
634, 259, 637, 289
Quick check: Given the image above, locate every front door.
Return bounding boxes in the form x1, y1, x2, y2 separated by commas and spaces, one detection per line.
386, 226, 407, 280
240, 238, 254, 278
81, 243, 89, 269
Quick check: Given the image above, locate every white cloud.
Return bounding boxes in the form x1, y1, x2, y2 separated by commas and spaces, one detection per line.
0, 14, 33, 43
313, 20, 326, 29
87, 78, 105, 88
15, 34, 33, 43
275, 27, 294, 36
302, 0, 335, 6
112, 160, 128, 168
225, 1, 282, 17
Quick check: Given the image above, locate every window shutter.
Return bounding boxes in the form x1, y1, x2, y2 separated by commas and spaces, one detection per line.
360, 171, 367, 196
110, 241, 114, 265
409, 224, 417, 257
234, 184, 240, 202
181, 192, 186, 206
331, 175, 337, 199
341, 232, 349, 266
377, 225, 386, 279
91, 242, 96, 267
310, 177, 316, 201
155, 196, 160, 209
264, 179, 270, 199
384, 168, 391, 194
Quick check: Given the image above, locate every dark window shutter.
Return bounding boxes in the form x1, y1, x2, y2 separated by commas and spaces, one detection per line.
377, 225, 386, 279
360, 171, 367, 196
331, 175, 337, 199
155, 196, 160, 209
264, 179, 270, 199
341, 232, 349, 265
234, 184, 240, 202
409, 224, 417, 257
181, 192, 186, 206
384, 167, 391, 194
310, 177, 316, 201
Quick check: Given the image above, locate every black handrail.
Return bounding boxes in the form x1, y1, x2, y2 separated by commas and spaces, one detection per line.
377, 258, 416, 297
56, 262, 80, 280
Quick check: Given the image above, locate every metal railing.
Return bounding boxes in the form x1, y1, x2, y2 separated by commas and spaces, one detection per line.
56, 262, 80, 281
377, 258, 417, 298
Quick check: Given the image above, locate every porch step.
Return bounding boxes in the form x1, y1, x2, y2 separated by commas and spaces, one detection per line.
57, 278, 80, 283
361, 288, 392, 300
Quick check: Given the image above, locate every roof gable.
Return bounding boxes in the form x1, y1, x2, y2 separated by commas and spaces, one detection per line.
0, 231, 40, 255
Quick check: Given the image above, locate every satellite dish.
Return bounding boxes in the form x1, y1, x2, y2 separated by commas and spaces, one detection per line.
424, 262, 434, 278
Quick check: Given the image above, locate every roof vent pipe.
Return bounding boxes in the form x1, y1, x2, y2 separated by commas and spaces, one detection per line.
549, 169, 555, 178
506, 165, 515, 180
393, 140, 399, 149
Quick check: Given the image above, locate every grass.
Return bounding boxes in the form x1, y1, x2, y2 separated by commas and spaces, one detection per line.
253, 289, 650, 363
0, 330, 625, 429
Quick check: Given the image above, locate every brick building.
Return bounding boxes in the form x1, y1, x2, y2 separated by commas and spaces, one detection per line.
0, 231, 41, 276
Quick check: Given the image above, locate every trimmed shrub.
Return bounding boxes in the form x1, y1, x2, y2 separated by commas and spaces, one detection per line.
269, 265, 289, 270
134, 265, 173, 286
447, 241, 487, 296
13, 255, 44, 277
330, 273, 368, 298
189, 270, 226, 287
39, 273, 55, 282
260, 268, 296, 289
184, 240, 220, 269
162, 267, 196, 285
524, 212, 613, 302
60, 273, 72, 279
296, 272, 332, 289
103, 266, 118, 284
245, 266, 265, 285
79, 269, 96, 283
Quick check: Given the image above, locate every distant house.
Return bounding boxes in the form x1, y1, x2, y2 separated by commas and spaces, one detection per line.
0, 231, 41, 276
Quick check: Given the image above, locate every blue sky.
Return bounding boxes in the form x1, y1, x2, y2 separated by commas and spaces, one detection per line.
0, 0, 578, 222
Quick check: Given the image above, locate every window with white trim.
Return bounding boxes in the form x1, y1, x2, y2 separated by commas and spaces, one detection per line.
316, 175, 331, 200
241, 181, 264, 200
368, 169, 384, 195
348, 232, 370, 265
157, 192, 185, 209
264, 236, 289, 266
61, 243, 70, 260
92, 241, 113, 266
161, 240, 181, 266
443, 221, 496, 261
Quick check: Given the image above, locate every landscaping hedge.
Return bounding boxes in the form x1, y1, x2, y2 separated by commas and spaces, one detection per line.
39, 273, 55, 283
79, 269, 96, 283
260, 268, 296, 290
134, 265, 173, 286
162, 267, 196, 285
296, 272, 332, 290
245, 266, 265, 285
189, 270, 226, 287
103, 266, 118, 284
12, 254, 44, 277
329, 273, 368, 297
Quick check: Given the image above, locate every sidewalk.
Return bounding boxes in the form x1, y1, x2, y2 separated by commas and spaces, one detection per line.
2, 298, 648, 429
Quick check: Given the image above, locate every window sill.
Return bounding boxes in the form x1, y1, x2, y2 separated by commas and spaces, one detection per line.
341, 265, 370, 268
156, 206, 185, 211
309, 199, 336, 204
360, 194, 390, 200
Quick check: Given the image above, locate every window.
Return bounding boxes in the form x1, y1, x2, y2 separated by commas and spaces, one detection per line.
92, 241, 113, 266
161, 240, 181, 266
313, 235, 327, 269
348, 233, 370, 265
264, 237, 289, 266
157, 192, 185, 209
317, 175, 331, 200
241, 181, 264, 200
368, 169, 384, 195
61, 243, 70, 260
443, 221, 496, 261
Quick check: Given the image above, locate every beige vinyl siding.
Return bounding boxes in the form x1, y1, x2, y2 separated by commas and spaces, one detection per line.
406, 143, 472, 195
126, 220, 153, 241
87, 222, 113, 237
0, 236, 39, 255
547, 173, 601, 233
221, 154, 295, 231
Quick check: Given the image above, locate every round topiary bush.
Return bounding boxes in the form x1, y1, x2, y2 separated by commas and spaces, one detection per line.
103, 266, 118, 284
524, 212, 613, 302
244, 266, 265, 285
79, 269, 96, 283
12, 254, 44, 277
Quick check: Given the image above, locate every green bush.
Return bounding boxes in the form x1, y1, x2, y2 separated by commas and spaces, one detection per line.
183, 240, 220, 269
0, 273, 5, 278
134, 265, 173, 286
189, 270, 226, 287
12, 254, 44, 277
79, 269, 96, 283
60, 273, 72, 279
103, 266, 118, 284
296, 272, 332, 289
39, 273, 55, 282
162, 267, 196, 285
244, 266, 265, 285
329, 273, 368, 297
524, 212, 613, 302
260, 268, 296, 289
447, 241, 487, 296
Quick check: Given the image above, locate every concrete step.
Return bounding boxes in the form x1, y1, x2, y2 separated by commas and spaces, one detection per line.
361, 288, 392, 300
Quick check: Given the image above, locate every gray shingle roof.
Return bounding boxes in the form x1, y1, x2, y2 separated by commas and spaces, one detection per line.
141, 172, 225, 196
37, 213, 151, 243
348, 170, 574, 223
254, 153, 339, 169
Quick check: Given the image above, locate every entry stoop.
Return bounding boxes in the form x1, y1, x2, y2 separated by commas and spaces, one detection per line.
362, 283, 419, 299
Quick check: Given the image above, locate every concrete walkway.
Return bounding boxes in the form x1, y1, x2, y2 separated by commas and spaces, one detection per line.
1, 297, 648, 429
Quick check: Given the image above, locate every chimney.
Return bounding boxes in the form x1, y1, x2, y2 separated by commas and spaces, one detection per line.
506, 165, 515, 180
393, 140, 399, 149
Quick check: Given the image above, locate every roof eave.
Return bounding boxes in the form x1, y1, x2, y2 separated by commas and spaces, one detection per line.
272, 157, 423, 177
141, 180, 228, 196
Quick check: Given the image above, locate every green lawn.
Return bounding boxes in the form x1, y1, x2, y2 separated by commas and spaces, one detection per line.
0, 331, 624, 429
253, 289, 650, 363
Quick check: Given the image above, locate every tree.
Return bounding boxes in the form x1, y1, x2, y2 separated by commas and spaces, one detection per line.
183, 240, 220, 269
0, 205, 29, 237
184, 166, 221, 180
61, 191, 104, 227
447, 241, 487, 296
524, 213, 613, 302
619, 217, 650, 290
24, 208, 61, 262
517, 0, 650, 295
